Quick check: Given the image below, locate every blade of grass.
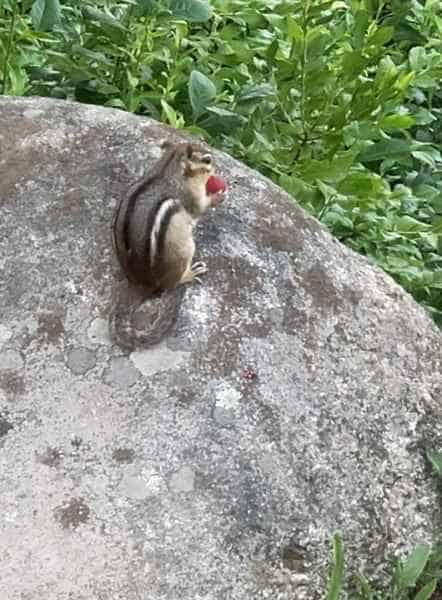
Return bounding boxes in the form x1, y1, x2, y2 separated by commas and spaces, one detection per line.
415, 579, 437, 600
327, 532, 345, 600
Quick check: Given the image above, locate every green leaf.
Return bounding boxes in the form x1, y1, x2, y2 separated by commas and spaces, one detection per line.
326, 532, 345, 600
409, 46, 427, 71
415, 579, 438, 600
323, 207, 354, 230
105, 98, 128, 109
341, 50, 366, 79
358, 139, 411, 162
380, 114, 415, 131
205, 106, 241, 119
427, 450, 442, 479
301, 151, 356, 184
398, 545, 431, 590
317, 180, 338, 202
169, 0, 212, 22
71, 44, 113, 66
353, 9, 368, 49
357, 575, 374, 600
395, 216, 430, 233
367, 26, 394, 47
430, 271, 442, 289
338, 171, 387, 197
31, 0, 61, 31
306, 26, 331, 59
189, 70, 216, 118
160, 99, 184, 127
374, 56, 398, 89
82, 6, 127, 31
412, 151, 436, 168
286, 16, 304, 43
1, 0, 15, 9
413, 108, 437, 125
137, 0, 158, 15
8, 63, 28, 96
238, 83, 275, 102
279, 175, 321, 206
202, 106, 245, 134
266, 38, 279, 61
395, 71, 415, 91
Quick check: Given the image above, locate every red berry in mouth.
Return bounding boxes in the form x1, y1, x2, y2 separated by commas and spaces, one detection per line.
206, 175, 226, 195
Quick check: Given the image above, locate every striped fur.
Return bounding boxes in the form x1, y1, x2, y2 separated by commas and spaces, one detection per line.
149, 198, 180, 268
110, 142, 217, 349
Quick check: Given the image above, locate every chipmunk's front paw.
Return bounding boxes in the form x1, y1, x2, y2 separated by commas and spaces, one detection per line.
191, 261, 207, 277
179, 261, 208, 286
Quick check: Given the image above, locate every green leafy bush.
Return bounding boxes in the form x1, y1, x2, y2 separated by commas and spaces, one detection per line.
324, 451, 442, 598
326, 532, 442, 600
1, 0, 441, 323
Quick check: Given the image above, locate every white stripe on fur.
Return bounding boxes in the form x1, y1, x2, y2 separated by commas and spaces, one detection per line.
150, 199, 176, 268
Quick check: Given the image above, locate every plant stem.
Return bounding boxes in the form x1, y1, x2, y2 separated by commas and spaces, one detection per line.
1, 0, 18, 95
293, 0, 311, 163
112, 4, 134, 88
133, 18, 151, 77
299, 0, 310, 139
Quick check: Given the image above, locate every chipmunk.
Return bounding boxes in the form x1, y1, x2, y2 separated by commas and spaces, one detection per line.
109, 141, 226, 350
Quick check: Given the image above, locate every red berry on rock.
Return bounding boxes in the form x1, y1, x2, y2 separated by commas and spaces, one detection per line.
242, 367, 257, 381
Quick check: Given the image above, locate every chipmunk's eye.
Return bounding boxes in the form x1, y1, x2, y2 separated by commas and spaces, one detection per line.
201, 154, 212, 164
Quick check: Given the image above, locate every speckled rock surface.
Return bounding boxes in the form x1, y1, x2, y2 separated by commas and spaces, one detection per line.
0, 97, 441, 599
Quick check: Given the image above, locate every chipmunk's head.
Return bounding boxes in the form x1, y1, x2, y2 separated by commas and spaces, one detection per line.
179, 143, 227, 215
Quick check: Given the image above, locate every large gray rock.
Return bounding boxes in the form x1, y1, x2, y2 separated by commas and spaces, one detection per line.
0, 97, 440, 599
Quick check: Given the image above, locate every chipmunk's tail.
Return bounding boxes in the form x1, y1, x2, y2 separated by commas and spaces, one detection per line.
109, 282, 186, 351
